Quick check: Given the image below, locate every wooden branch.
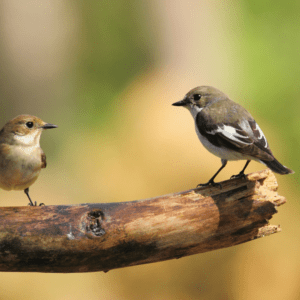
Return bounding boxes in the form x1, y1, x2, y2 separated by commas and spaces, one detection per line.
0, 169, 286, 273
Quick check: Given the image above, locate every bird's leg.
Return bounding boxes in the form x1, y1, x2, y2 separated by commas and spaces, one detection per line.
24, 188, 45, 206
230, 160, 251, 179
24, 188, 34, 206
197, 159, 227, 189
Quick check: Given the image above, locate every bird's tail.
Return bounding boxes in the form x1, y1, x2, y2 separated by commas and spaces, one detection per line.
261, 158, 294, 175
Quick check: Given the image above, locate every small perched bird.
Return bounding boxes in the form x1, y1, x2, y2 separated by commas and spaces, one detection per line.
173, 86, 294, 188
0, 115, 57, 205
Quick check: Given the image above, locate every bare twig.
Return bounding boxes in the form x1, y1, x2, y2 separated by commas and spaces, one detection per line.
0, 169, 286, 273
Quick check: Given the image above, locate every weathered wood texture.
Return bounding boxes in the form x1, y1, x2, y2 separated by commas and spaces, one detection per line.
0, 169, 286, 273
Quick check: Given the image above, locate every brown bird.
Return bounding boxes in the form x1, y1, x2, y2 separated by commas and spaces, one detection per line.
0, 115, 57, 205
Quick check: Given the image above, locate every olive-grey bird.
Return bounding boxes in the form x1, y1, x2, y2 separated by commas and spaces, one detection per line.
173, 86, 294, 188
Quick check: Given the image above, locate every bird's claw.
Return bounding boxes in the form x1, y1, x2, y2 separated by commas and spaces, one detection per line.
197, 180, 222, 189
28, 201, 45, 206
230, 172, 246, 180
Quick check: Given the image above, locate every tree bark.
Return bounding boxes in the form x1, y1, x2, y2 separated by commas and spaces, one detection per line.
0, 169, 286, 273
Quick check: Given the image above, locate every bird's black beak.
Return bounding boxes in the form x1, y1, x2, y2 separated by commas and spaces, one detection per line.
41, 123, 58, 129
172, 98, 189, 106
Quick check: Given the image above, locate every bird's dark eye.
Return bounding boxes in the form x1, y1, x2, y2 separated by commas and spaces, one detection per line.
26, 122, 34, 128
193, 94, 201, 101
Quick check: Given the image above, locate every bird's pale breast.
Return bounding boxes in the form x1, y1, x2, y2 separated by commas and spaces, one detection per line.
0, 144, 42, 191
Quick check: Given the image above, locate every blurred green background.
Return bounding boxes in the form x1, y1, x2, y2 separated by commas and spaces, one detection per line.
0, 0, 299, 299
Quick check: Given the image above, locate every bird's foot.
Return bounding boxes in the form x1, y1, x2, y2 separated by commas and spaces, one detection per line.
197, 180, 222, 189
28, 201, 45, 206
230, 172, 246, 180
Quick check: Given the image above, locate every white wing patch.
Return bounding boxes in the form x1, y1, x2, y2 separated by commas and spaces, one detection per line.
207, 124, 252, 145
254, 123, 268, 148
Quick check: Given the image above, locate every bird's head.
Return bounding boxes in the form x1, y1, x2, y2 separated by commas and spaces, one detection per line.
172, 86, 228, 116
0, 115, 57, 146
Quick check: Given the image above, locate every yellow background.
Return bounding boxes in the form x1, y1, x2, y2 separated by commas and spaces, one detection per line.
0, 1, 299, 299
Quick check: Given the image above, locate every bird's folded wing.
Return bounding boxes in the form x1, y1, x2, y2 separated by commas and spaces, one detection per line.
196, 113, 274, 161
41, 152, 47, 168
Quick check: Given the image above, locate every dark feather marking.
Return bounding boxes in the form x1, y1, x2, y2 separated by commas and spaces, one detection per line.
248, 120, 269, 148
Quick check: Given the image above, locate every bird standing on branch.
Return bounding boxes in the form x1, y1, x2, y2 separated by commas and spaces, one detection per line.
173, 86, 294, 188
0, 115, 57, 205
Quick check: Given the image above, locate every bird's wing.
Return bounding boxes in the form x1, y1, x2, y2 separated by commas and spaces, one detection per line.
196, 111, 274, 161
41, 151, 47, 168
